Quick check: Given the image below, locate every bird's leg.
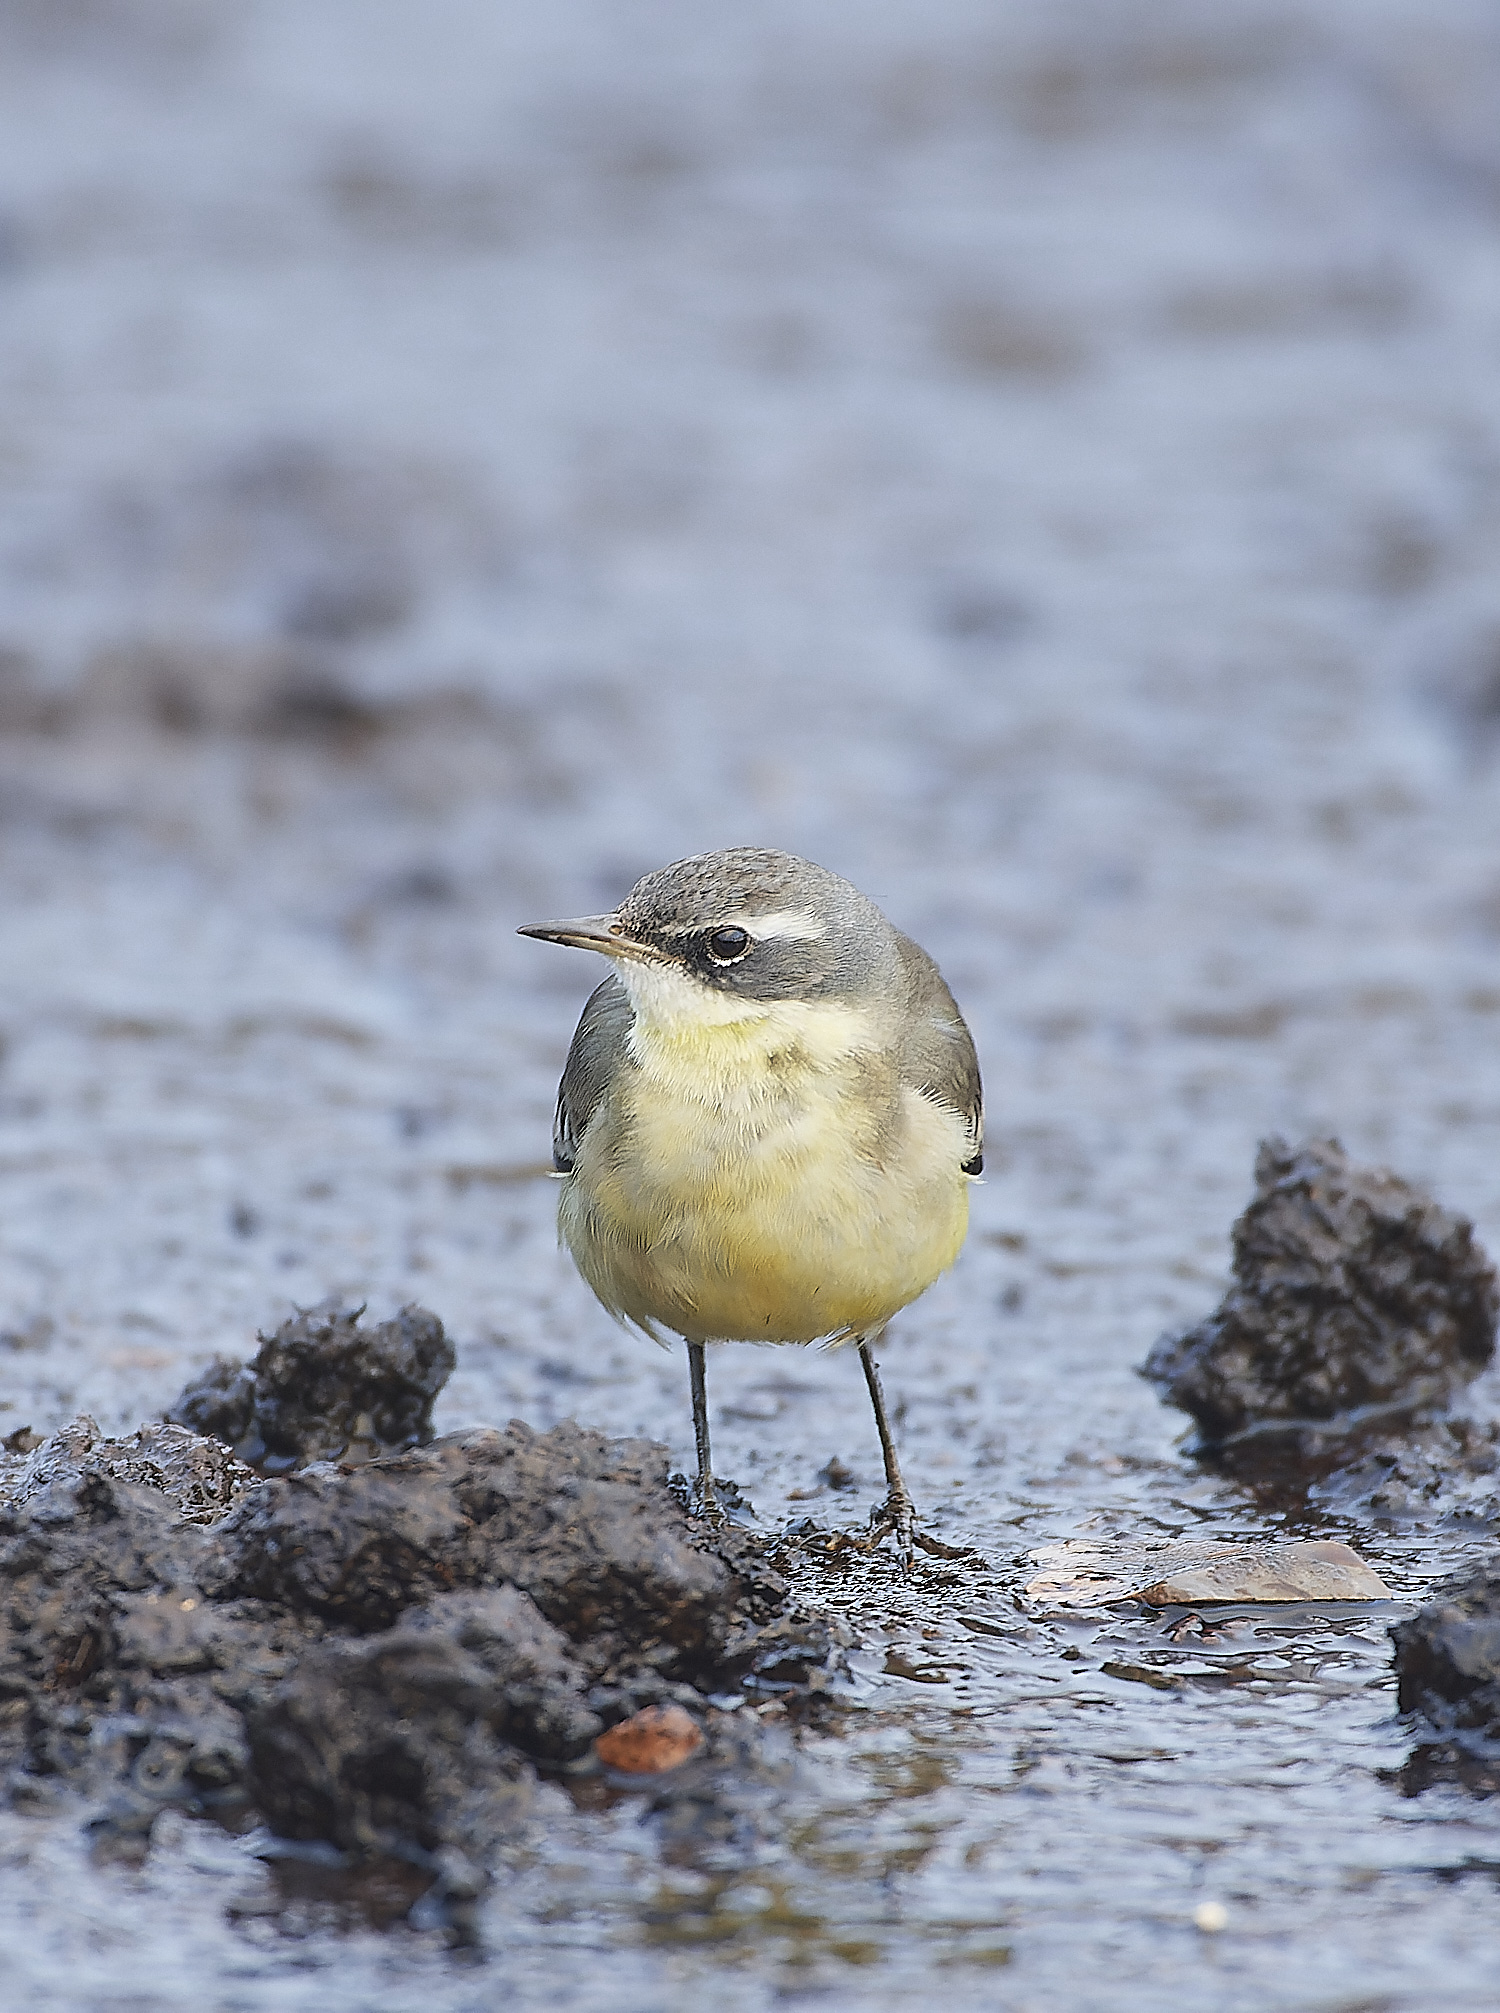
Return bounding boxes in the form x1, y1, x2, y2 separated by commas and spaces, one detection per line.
686, 1341, 724, 1524
859, 1339, 917, 1572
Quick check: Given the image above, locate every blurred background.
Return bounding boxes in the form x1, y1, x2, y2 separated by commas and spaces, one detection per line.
6, 0, 1500, 1419
8, 2, 1500, 2005
4, 0, 1500, 1438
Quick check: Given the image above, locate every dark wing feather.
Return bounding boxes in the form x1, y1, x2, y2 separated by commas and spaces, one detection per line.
892, 932, 984, 1173
552, 974, 635, 1172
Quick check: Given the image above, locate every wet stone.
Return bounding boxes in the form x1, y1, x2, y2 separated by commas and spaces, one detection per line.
1138, 1539, 1390, 1606
1025, 1535, 1391, 1608
1142, 1136, 1498, 1451
166, 1299, 456, 1473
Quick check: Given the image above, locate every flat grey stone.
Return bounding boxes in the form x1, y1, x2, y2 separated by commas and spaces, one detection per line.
1139, 1540, 1391, 1606
1025, 1536, 1390, 1608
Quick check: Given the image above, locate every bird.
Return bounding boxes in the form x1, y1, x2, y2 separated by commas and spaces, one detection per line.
518, 847, 982, 1569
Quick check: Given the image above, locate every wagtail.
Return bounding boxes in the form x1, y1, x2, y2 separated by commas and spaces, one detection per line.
519, 848, 983, 1567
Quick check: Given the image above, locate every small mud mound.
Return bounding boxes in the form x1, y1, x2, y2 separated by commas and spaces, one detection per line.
1390, 1570, 1500, 1797
167, 1299, 456, 1473
1143, 1136, 1498, 1453
1, 1313, 836, 1920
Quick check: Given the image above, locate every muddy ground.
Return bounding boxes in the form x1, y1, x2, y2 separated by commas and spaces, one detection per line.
6, 1, 1500, 2008
1, 1320, 840, 1940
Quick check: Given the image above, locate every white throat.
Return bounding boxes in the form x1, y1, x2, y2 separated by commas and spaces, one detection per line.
613, 955, 770, 1035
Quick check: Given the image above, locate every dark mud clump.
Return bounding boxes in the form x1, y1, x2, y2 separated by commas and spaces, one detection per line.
212, 1419, 821, 1677
247, 1586, 598, 1862
1, 1312, 835, 1920
1389, 1569, 1500, 1797
1142, 1136, 1498, 1456
167, 1299, 456, 1473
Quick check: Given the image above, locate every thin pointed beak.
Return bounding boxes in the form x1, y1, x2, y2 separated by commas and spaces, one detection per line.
516, 912, 651, 958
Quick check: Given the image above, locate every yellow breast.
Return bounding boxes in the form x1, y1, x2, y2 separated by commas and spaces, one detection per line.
558, 998, 970, 1344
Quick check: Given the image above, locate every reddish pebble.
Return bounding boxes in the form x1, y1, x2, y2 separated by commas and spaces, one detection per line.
594, 1703, 703, 1775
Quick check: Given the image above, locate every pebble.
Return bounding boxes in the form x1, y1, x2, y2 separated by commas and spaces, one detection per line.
595, 1704, 705, 1775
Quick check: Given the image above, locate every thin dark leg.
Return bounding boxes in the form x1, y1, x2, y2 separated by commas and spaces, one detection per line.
859, 1339, 916, 1572
687, 1341, 722, 1522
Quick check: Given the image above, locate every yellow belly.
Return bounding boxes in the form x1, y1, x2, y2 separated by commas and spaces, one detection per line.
557, 1008, 971, 1345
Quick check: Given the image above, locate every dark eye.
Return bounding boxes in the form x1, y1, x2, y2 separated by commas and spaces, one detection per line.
706, 925, 751, 964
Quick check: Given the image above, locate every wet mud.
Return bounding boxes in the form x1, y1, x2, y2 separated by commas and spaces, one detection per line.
7, 1198, 1493, 1965
1144, 1138, 1500, 1526
1143, 1139, 1500, 1817
1143, 1135, 1498, 1448
1, 1314, 834, 1928
168, 1300, 457, 1473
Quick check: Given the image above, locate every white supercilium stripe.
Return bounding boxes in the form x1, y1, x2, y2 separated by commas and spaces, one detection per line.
724, 908, 828, 942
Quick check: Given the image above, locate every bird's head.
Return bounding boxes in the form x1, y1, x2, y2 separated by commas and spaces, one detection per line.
518, 848, 897, 1030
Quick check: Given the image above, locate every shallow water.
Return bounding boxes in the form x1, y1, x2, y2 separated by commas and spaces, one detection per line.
4, 0, 1500, 2005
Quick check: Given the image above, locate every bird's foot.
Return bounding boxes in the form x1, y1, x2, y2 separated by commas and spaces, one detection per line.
866, 1494, 977, 1573
866, 1489, 919, 1575
689, 1475, 728, 1528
